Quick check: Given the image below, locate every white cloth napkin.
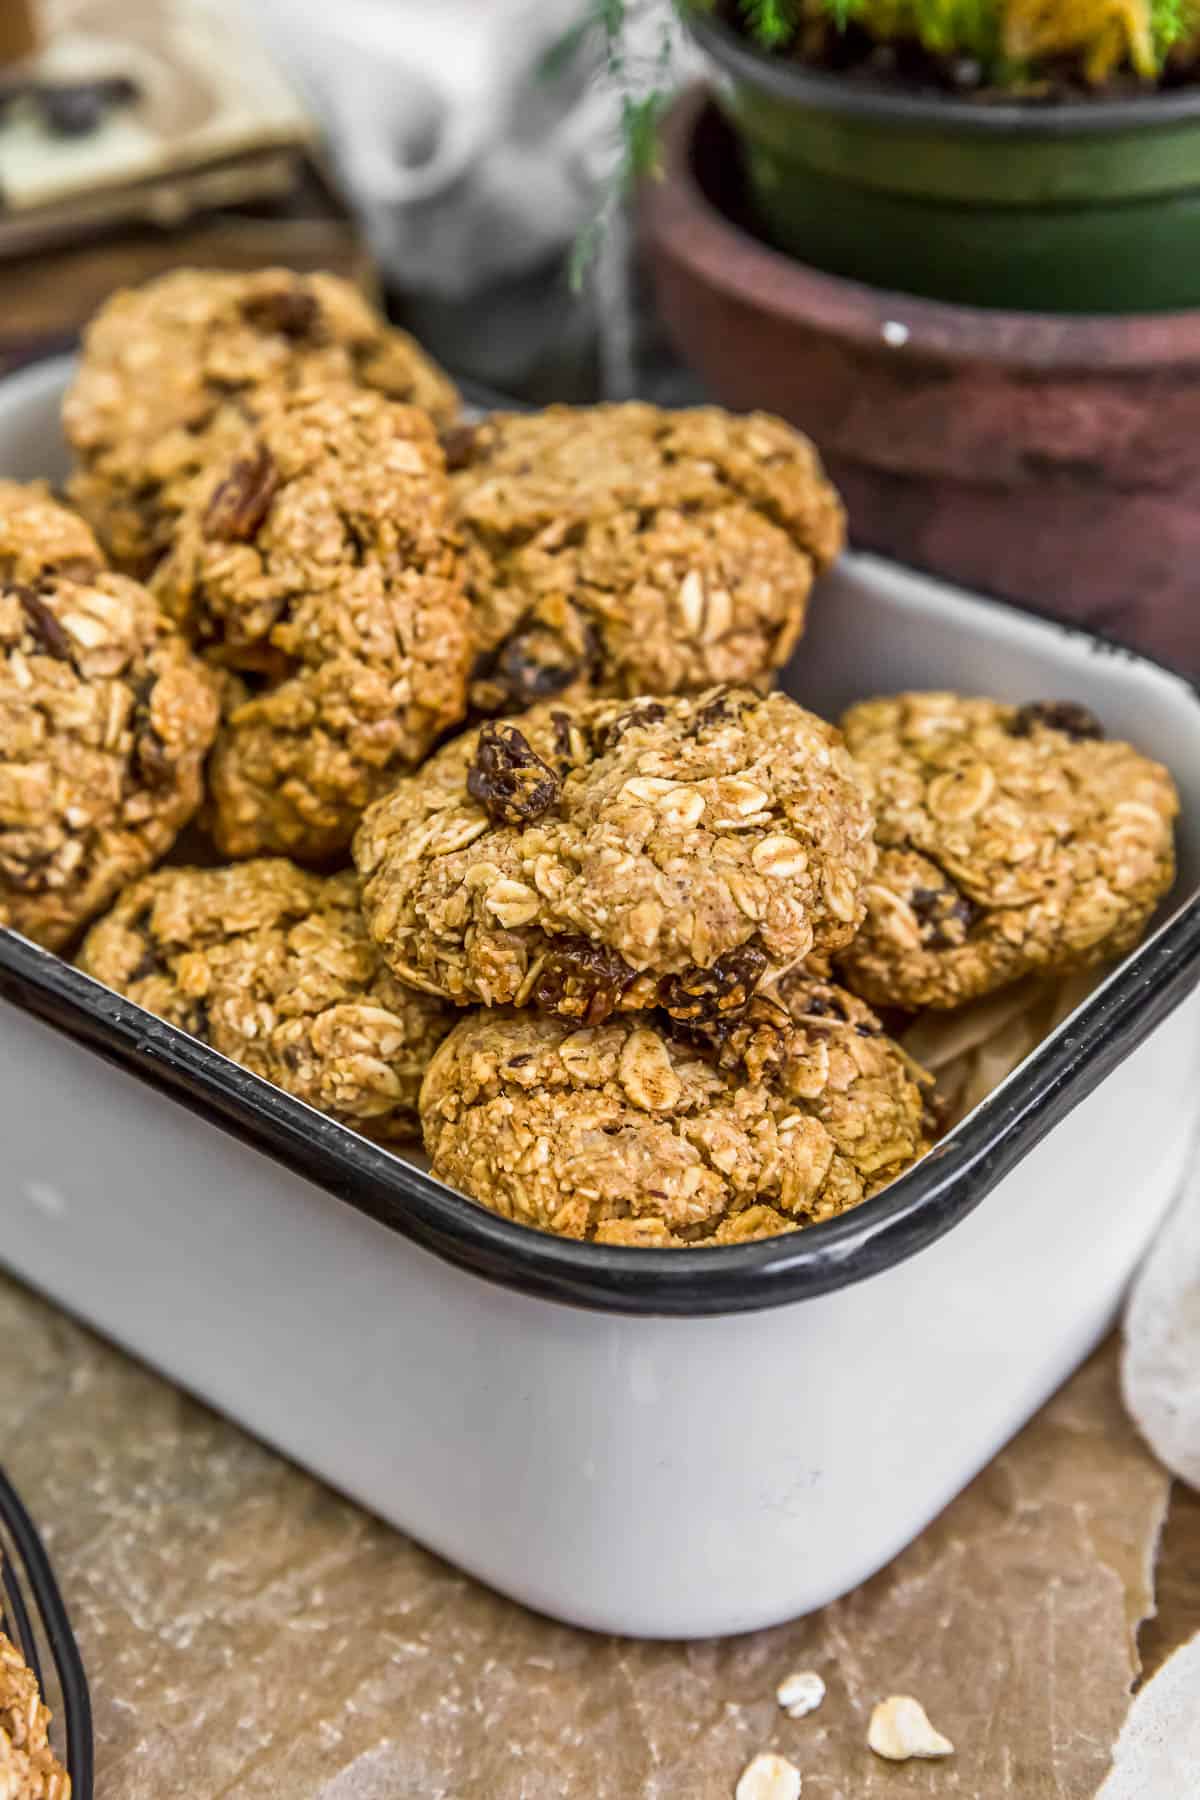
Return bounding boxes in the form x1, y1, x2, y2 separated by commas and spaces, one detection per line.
1123, 1154, 1200, 1489
1096, 1632, 1200, 1798
238, 0, 690, 301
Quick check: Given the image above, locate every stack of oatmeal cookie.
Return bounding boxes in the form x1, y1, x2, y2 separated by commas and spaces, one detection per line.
0, 266, 1181, 1246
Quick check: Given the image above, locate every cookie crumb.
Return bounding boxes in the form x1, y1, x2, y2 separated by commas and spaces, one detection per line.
867, 1694, 954, 1761
775, 1670, 825, 1719
735, 1751, 802, 1800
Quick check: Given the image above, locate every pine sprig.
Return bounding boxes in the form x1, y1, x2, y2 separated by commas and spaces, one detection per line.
739, 0, 801, 45
621, 90, 666, 179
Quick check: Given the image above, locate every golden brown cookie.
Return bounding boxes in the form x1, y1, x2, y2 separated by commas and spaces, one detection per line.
838, 693, 1178, 1010
63, 266, 460, 573
79, 860, 453, 1142
0, 485, 219, 950
151, 385, 469, 861
451, 404, 844, 713
0, 1629, 70, 1800
419, 967, 930, 1246
355, 687, 876, 1017
0, 477, 105, 586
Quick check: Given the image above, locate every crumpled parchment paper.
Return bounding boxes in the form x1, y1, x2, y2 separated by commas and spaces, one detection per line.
0, 1271, 1171, 1799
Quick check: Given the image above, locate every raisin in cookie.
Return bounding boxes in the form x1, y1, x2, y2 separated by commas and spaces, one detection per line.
0, 487, 219, 949
355, 687, 875, 1017
837, 693, 1178, 1011
151, 385, 469, 861
419, 968, 929, 1246
79, 860, 453, 1142
64, 266, 460, 573
452, 405, 844, 714
0, 1629, 70, 1800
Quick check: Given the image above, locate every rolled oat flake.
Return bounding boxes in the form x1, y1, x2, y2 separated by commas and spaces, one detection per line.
868, 1694, 955, 1761
735, 1751, 802, 1800
775, 1669, 826, 1719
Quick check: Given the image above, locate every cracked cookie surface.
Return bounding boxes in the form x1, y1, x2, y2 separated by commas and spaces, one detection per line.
837, 692, 1178, 1010
0, 485, 219, 949
63, 267, 460, 574
419, 967, 930, 1245
79, 860, 453, 1142
152, 386, 469, 861
355, 687, 875, 1016
452, 405, 844, 714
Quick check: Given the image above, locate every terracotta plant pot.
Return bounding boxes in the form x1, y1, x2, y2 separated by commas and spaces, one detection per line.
642, 89, 1200, 674
683, 7, 1200, 314
0, 1, 36, 66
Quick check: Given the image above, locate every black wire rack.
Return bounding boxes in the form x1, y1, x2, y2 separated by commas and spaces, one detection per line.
0, 1465, 92, 1797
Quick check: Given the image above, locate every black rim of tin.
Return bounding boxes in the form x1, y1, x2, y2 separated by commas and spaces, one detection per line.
0, 1465, 93, 1797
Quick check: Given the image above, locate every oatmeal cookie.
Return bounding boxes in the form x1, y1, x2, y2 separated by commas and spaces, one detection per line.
0, 1629, 70, 1800
451, 404, 844, 713
79, 860, 453, 1141
355, 687, 876, 1017
419, 968, 929, 1245
0, 489, 219, 949
64, 266, 460, 573
0, 477, 104, 586
837, 692, 1178, 1010
151, 385, 469, 860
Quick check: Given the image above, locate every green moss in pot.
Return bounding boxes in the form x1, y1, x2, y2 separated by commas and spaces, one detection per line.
597, 0, 1200, 312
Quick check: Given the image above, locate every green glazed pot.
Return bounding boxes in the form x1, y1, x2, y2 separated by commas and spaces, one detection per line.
683, 7, 1200, 312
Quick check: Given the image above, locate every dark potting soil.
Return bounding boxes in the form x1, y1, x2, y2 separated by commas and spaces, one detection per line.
711, 4, 1200, 105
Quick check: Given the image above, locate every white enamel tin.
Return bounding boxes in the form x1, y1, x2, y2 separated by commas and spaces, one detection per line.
2, 358, 1200, 1639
